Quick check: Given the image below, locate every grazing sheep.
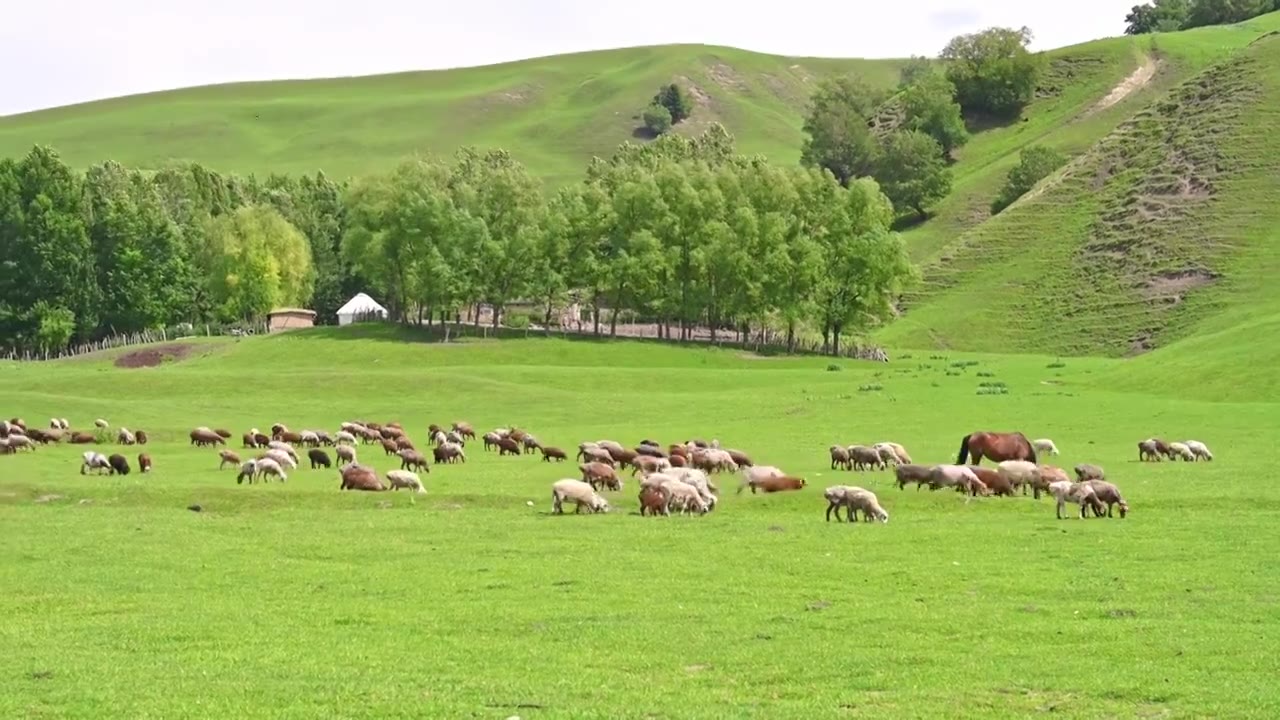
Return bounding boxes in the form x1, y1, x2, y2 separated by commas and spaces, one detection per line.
996, 460, 1042, 496
308, 448, 332, 469
27, 428, 59, 444
400, 449, 430, 472
386, 470, 426, 494
595, 439, 624, 454
381, 438, 399, 456
1049, 481, 1104, 519
693, 448, 738, 474
522, 435, 541, 454
134, 429, 148, 445
1032, 465, 1071, 500
751, 476, 807, 494
431, 429, 448, 447
830, 445, 852, 471
541, 446, 568, 462
893, 464, 935, 490
925, 464, 980, 492
314, 430, 333, 446
213, 428, 232, 439
395, 436, 415, 452
1185, 440, 1213, 462
189, 428, 224, 447
631, 455, 671, 477
300, 431, 320, 447
255, 457, 287, 482
1138, 439, 1162, 462
825, 486, 888, 523
241, 431, 263, 448
847, 445, 885, 471
264, 449, 298, 470
252, 432, 270, 448
580, 462, 622, 492
1073, 463, 1106, 482
824, 486, 858, 521
580, 446, 614, 465
270, 423, 289, 437
107, 454, 131, 476
607, 446, 639, 467
94, 418, 109, 429
483, 432, 503, 452
1167, 442, 1195, 462
659, 481, 709, 515
1032, 438, 1060, 457
726, 449, 753, 468
69, 431, 96, 444
267, 441, 298, 460
6, 435, 35, 452
218, 450, 242, 470
737, 465, 786, 494
340, 463, 385, 491
1082, 480, 1129, 518
336, 445, 356, 465
876, 442, 912, 465
873, 444, 900, 468
964, 466, 1014, 497
659, 467, 717, 510
635, 444, 666, 458
452, 421, 475, 440
638, 486, 669, 516
138, 453, 152, 473
496, 438, 522, 457
433, 442, 465, 464
81, 451, 111, 475
551, 479, 611, 515
236, 460, 259, 484
335, 431, 357, 445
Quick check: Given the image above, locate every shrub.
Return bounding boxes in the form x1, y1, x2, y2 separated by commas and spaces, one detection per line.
652, 84, 692, 123
976, 371, 996, 378
1047, 360, 1067, 369
941, 26, 1042, 119
642, 103, 673, 136
991, 146, 1068, 214
826, 363, 842, 372
504, 313, 530, 330
858, 383, 884, 392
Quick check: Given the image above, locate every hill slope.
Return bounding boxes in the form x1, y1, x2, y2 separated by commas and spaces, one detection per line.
880, 26, 1280, 359
0, 45, 901, 185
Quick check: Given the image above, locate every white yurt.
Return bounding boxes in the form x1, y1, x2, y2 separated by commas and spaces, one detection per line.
336, 293, 387, 326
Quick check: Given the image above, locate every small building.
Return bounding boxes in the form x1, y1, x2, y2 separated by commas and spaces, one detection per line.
336, 293, 388, 326
267, 307, 316, 332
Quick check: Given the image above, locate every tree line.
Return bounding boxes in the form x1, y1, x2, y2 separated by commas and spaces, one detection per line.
1125, 0, 1279, 35
0, 126, 916, 356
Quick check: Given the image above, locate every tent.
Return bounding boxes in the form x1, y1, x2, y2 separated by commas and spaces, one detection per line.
336, 293, 387, 326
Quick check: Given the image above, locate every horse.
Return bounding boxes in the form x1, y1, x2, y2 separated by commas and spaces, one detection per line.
957, 431, 1037, 466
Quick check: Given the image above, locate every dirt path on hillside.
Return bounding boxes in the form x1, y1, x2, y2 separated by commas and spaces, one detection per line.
1089, 55, 1160, 115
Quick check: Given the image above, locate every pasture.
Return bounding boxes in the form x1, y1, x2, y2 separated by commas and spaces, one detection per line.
2, 327, 1278, 718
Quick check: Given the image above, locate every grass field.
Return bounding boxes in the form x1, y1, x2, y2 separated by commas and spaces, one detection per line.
3, 327, 1278, 718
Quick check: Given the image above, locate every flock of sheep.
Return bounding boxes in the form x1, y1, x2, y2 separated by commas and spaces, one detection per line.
2, 414, 1216, 524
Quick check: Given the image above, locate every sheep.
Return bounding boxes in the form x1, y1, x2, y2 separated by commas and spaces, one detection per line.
1032, 438, 1060, 457
0, 438, 9, 455
1048, 480, 1104, 519
595, 440, 625, 455
138, 453, 152, 473
433, 443, 465, 464
189, 428, 224, 447
483, 432, 503, 452
824, 485, 858, 521
381, 438, 399, 456
255, 457, 287, 482
336, 445, 356, 465
830, 445, 852, 471
847, 445, 885, 471
81, 451, 110, 475
638, 486, 669, 516
693, 448, 737, 474
541, 446, 568, 462
451, 421, 475, 440
607, 446, 639, 467
335, 430, 357, 445
300, 431, 320, 447
267, 441, 298, 461
580, 462, 622, 492
6, 435, 35, 452
824, 486, 888, 523
218, 450, 242, 470
395, 436, 415, 452
386, 469, 426, 494
660, 481, 709, 515
308, 448, 332, 469
134, 430, 148, 445
1033, 465, 1071, 500
264, 449, 298, 470
726, 449, 753, 468
252, 432, 270, 447
496, 438, 522, 457
446, 430, 466, 447
1167, 442, 1195, 462
580, 446, 614, 465
314, 430, 333, 446
1073, 463, 1106, 482
431, 429, 448, 447
752, 476, 807, 494
339, 463, 385, 491
1137, 439, 1160, 462
522, 435, 542, 454
737, 465, 786, 494
94, 418, 109, 429
635, 444, 666, 458
270, 423, 289, 437
276, 430, 304, 445
875, 442, 913, 465
925, 464, 979, 492
661, 467, 718, 510
400, 449, 430, 472
996, 460, 1041, 496
27, 428, 59, 444
631, 455, 671, 477
893, 464, 935, 490
1185, 440, 1213, 461
1082, 480, 1129, 518
379, 426, 404, 441
214, 428, 232, 439
963, 466, 1013, 497
551, 479, 611, 515
69, 431, 96, 444
236, 460, 259, 484
872, 444, 900, 468
1139, 437, 1171, 461
107, 454, 131, 476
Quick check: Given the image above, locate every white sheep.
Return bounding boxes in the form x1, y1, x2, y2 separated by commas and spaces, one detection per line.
1048, 480, 1100, 519
550, 479, 611, 515
701, 448, 738, 473
255, 457, 287, 482
81, 451, 110, 475
117, 427, 136, 445
431, 430, 448, 446
1032, 438, 1060, 456
1167, 442, 1195, 462
336, 445, 356, 464
265, 449, 297, 470
59, 418, 69, 430
661, 480, 708, 515
335, 430, 357, 445
300, 430, 320, 447
268, 441, 298, 460
997, 460, 1042, 496
663, 467, 718, 510
874, 441, 912, 465
386, 470, 426, 494
595, 439, 626, 454
1184, 440, 1213, 461
825, 485, 889, 523
446, 430, 465, 446
94, 418, 109, 429
926, 464, 979, 491
6, 435, 34, 452
236, 460, 259, 484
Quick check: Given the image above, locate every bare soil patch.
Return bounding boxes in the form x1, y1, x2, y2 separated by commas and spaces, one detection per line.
1088, 57, 1160, 115
114, 343, 198, 369
1141, 269, 1219, 301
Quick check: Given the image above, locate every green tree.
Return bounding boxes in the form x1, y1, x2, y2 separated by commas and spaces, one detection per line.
642, 103, 673, 135
899, 71, 970, 156
800, 76, 884, 185
990, 145, 1068, 214
202, 205, 314, 322
875, 130, 953, 218
899, 55, 936, 89
652, 83, 693, 123
1183, 0, 1273, 28
1124, 0, 1191, 33
941, 26, 1042, 119
33, 303, 76, 353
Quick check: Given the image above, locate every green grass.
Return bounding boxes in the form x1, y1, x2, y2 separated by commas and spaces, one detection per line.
2, 329, 1278, 717
0, 45, 902, 186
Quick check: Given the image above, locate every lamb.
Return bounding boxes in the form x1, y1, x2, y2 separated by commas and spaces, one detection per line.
580, 462, 622, 492
1073, 463, 1105, 482
550, 479, 611, 514
138, 453, 152, 473
218, 450, 242, 470
1048, 480, 1104, 519
308, 448, 332, 469
1032, 465, 1072, 500
540, 446, 568, 462
255, 457, 287, 482
335, 445, 356, 464
81, 451, 111, 475
386, 470, 426, 494
996, 460, 1041, 496
638, 486, 669, 516
236, 460, 259, 484
339, 463, 385, 491
117, 427, 136, 445
847, 445, 885, 471
824, 485, 889, 523
737, 465, 787, 494
824, 485, 858, 521
875, 442, 912, 465
1167, 442, 1195, 462
107, 454, 131, 476
400, 449, 430, 472
1184, 440, 1213, 461
1032, 438, 1060, 457
1082, 480, 1129, 518
659, 480, 709, 515
893, 464, 935, 490
830, 445, 852, 471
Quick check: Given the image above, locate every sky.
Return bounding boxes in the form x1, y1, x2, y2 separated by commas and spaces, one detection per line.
0, 0, 1136, 116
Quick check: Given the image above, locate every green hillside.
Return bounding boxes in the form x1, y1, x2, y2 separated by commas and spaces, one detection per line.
883, 16, 1280, 359
0, 45, 901, 185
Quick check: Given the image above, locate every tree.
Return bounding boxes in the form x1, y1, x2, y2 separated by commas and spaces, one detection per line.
800, 76, 884, 186
941, 27, 1042, 119
990, 145, 1068, 214
642, 103, 673, 136
875, 131, 953, 218
899, 71, 969, 156
899, 56, 936, 89
1124, 0, 1191, 33
1183, 0, 1273, 28
652, 83, 693, 124
33, 303, 76, 353
202, 205, 314, 322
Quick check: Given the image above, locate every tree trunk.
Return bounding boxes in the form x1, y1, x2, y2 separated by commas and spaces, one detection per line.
609, 285, 624, 337
592, 292, 601, 337
492, 303, 501, 329
544, 296, 554, 336
821, 322, 830, 355
832, 323, 842, 357
786, 321, 796, 354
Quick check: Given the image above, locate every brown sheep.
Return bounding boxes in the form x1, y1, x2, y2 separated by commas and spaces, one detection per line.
253, 432, 270, 448
434, 444, 464, 464
580, 462, 621, 492
1138, 439, 1163, 462
830, 446, 852, 471
1074, 464, 1106, 482
218, 450, 242, 470
276, 430, 303, 444
753, 476, 806, 494
138, 453, 152, 473
340, 463, 386, 491
1083, 480, 1129, 518
335, 445, 356, 464
69, 431, 96, 444
638, 486, 669, 516
190, 428, 224, 447
380, 426, 404, 440
635, 445, 666, 458
242, 432, 258, 449
1034, 465, 1072, 500
134, 430, 148, 445
668, 444, 688, 458
452, 421, 475, 440
509, 428, 529, 443
271, 423, 288, 437
580, 446, 614, 465
631, 455, 669, 476
541, 446, 568, 462
496, 438, 522, 457
381, 439, 399, 456
400, 449, 430, 472
727, 449, 752, 468
308, 448, 332, 469
848, 445, 884, 471
668, 454, 688, 468
214, 428, 232, 439
607, 446, 638, 466
966, 466, 1015, 497
395, 436, 415, 451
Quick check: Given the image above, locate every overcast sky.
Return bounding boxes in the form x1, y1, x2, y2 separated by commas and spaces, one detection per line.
1, 0, 1135, 116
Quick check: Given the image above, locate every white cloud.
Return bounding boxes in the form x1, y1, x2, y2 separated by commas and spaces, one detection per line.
0, 0, 1133, 116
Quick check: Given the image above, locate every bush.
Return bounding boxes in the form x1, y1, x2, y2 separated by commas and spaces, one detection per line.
858, 383, 884, 392
991, 146, 1068, 214
652, 84, 692, 124
976, 371, 996, 378
941, 26, 1041, 119
503, 313, 530, 330
826, 363, 842, 372
1046, 360, 1066, 369
642, 104, 673, 136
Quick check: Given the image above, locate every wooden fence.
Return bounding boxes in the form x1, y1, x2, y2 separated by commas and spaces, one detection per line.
3, 321, 268, 362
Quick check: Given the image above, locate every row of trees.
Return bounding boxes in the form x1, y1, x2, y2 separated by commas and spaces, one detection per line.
1125, 0, 1280, 35
0, 125, 917, 356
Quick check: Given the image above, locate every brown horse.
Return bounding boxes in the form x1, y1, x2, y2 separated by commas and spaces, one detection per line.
957, 431, 1037, 465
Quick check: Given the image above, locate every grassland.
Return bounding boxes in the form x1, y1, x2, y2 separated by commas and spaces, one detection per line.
2, 327, 1278, 718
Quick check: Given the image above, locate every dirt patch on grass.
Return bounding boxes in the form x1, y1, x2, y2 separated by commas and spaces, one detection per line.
705, 62, 746, 92
1142, 269, 1219, 301
1088, 57, 1160, 115
114, 343, 198, 369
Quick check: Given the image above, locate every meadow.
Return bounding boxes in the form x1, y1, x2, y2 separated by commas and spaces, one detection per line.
2, 327, 1278, 718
